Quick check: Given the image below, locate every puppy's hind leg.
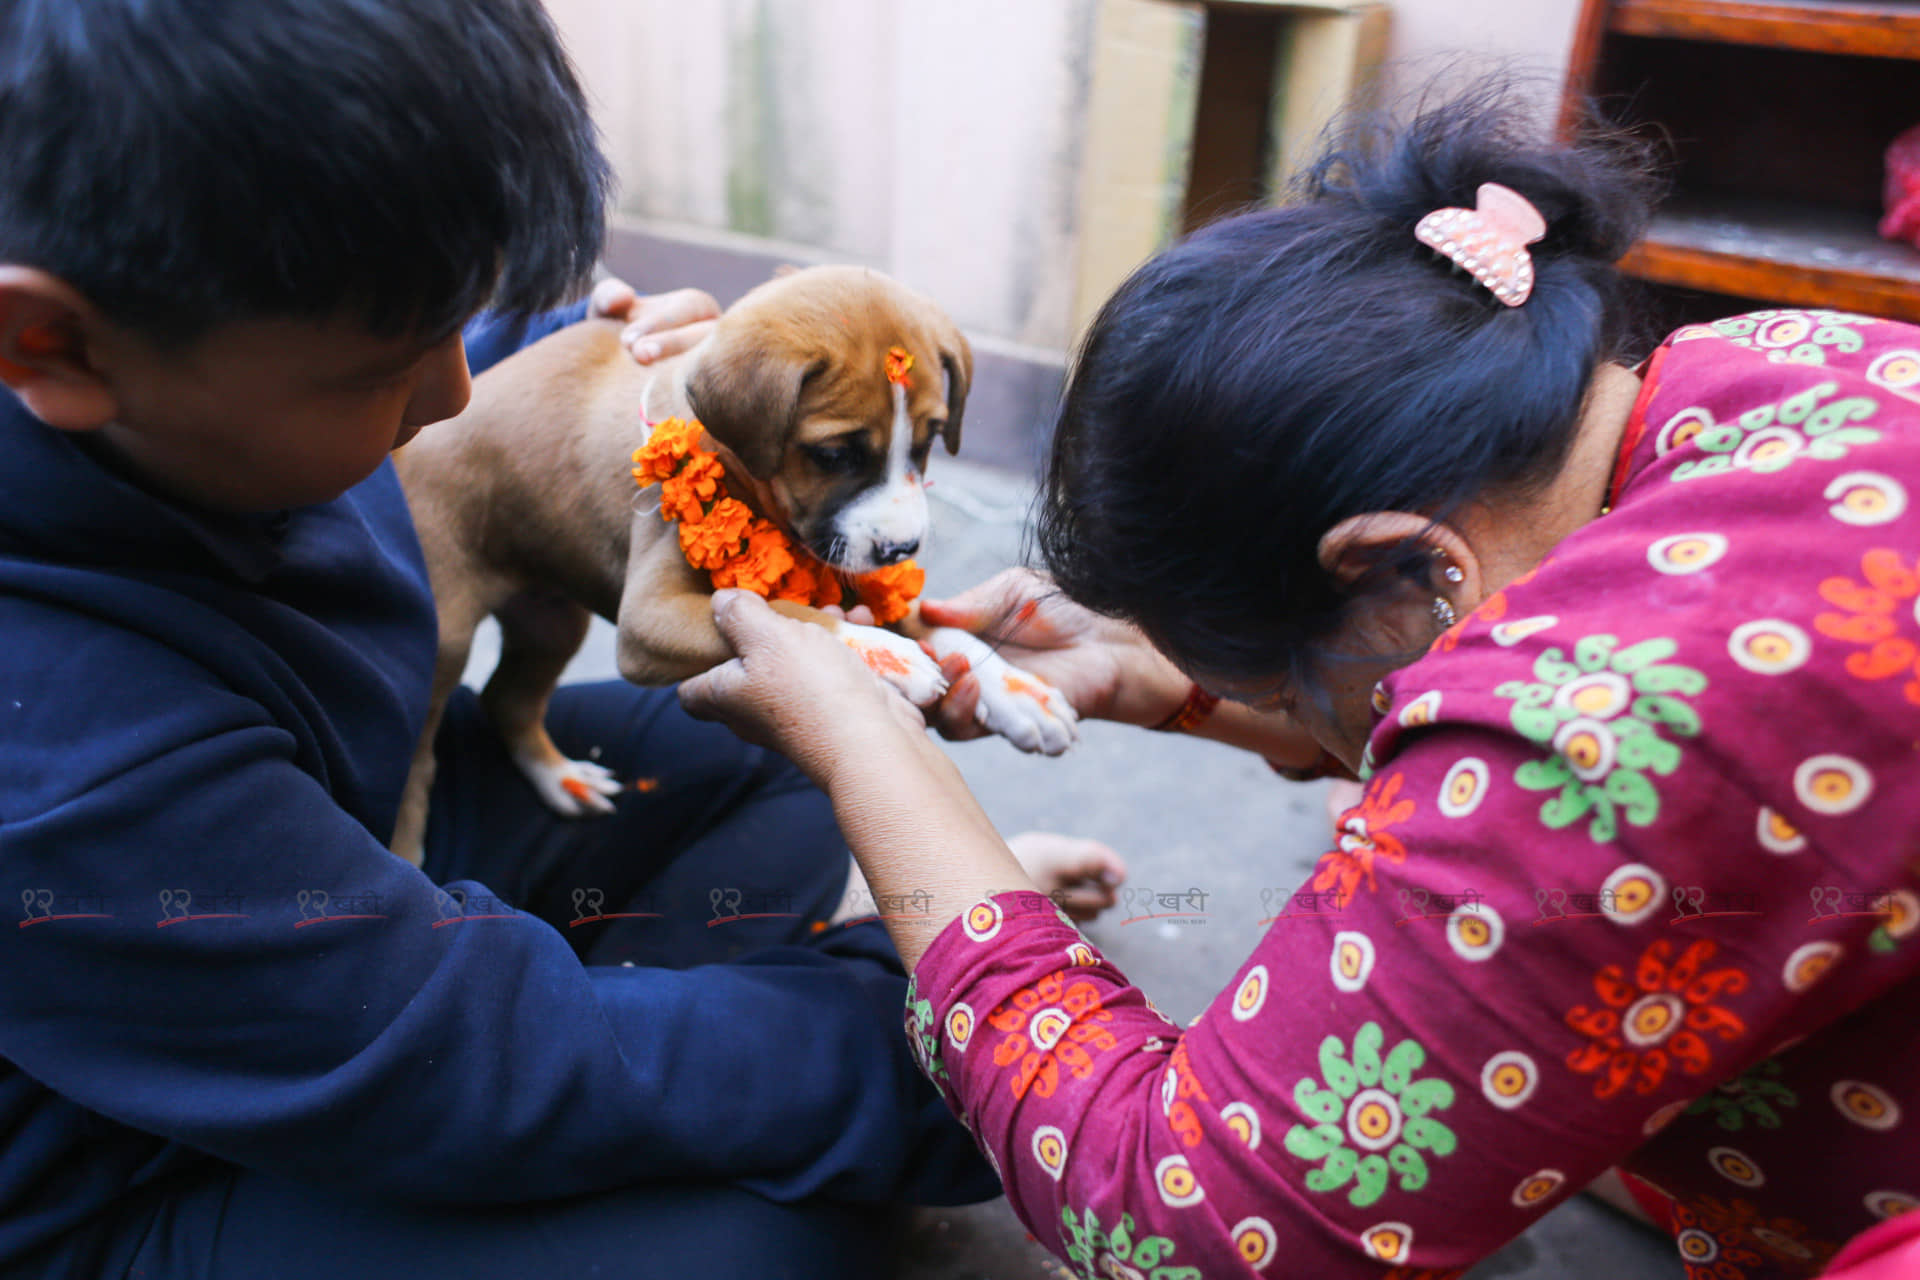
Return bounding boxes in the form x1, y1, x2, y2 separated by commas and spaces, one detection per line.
481, 589, 624, 818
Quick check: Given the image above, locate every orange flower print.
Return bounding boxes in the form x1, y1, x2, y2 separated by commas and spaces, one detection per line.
630, 417, 700, 484
1672, 1195, 1837, 1279
1432, 559, 1550, 654
988, 969, 1119, 1100
1164, 1038, 1213, 1148
1815, 549, 1920, 706
1311, 773, 1414, 904
1565, 938, 1748, 1100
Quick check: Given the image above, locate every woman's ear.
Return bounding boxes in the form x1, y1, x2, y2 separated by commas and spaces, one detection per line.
1318, 510, 1487, 642
0, 267, 117, 431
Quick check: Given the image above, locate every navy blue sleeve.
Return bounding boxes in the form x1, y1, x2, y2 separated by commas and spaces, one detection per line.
463, 300, 592, 377
0, 601, 985, 1208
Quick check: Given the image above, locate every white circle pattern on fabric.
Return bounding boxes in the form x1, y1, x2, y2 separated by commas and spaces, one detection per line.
1783, 941, 1843, 992
1602, 863, 1667, 926
946, 1002, 974, 1050
961, 898, 1002, 942
1832, 1080, 1902, 1131
1492, 616, 1558, 646
1825, 471, 1908, 526
1552, 672, 1633, 719
1708, 1146, 1765, 1188
1883, 889, 1919, 940
1622, 993, 1686, 1048
1346, 1087, 1404, 1152
1155, 1153, 1204, 1207
1232, 1218, 1278, 1272
1447, 902, 1504, 962
1330, 931, 1376, 993
1657, 407, 1713, 455
1231, 965, 1269, 1021
1359, 1222, 1414, 1264
1398, 691, 1442, 728
1643, 1099, 1689, 1137
1512, 1169, 1566, 1209
1795, 755, 1872, 815
1756, 806, 1808, 854
1677, 1229, 1720, 1265
1438, 757, 1491, 817
1733, 427, 1804, 469
1221, 1101, 1262, 1150
1482, 1051, 1539, 1110
1865, 1189, 1920, 1220
1031, 1125, 1067, 1180
1028, 1007, 1071, 1053
1648, 532, 1728, 575
1554, 717, 1619, 783
1752, 1228, 1813, 1261
1727, 620, 1812, 675
1867, 349, 1920, 396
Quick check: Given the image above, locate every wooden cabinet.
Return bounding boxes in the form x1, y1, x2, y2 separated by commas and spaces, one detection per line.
1563, 0, 1920, 324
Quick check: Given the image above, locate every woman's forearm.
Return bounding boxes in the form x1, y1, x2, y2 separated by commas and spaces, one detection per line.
824, 724, 1038, 970
1191, 699, 1327, 768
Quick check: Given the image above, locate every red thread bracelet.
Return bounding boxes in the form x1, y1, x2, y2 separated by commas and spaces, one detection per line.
1151, 682, 1220, 733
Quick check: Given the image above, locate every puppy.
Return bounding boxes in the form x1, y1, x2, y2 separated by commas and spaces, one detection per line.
389, 266, 1077, 864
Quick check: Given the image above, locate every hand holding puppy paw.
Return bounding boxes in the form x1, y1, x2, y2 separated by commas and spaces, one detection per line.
679, 591, 930, 787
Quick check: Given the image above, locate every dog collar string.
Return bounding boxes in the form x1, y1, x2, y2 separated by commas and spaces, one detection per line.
631, 416, 925, 626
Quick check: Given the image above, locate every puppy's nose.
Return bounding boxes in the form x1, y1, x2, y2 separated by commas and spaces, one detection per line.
873, 538, 920, 565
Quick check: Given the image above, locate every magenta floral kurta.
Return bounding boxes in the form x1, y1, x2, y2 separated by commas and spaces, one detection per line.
906, 311, 1920, 1279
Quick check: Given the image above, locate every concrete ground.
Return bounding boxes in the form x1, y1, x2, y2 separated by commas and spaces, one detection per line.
485, 457, 1684, 1280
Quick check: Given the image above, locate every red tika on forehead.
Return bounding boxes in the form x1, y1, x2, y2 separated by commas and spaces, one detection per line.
885, 346, 915, 387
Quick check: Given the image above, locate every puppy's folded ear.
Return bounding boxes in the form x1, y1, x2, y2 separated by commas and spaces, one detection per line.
684, 329, 824, 479
937, 329, 972, 457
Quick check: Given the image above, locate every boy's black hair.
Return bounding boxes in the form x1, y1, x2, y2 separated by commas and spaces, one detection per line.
1036, 81, 1660, 695
0, 0, 611, 344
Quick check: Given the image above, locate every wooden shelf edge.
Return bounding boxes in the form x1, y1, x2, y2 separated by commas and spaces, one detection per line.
1610, 0, 1920, 59
1624, 239, 1920, 322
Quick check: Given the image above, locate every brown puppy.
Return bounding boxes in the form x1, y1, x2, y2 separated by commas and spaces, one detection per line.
390, 266, 1077, 863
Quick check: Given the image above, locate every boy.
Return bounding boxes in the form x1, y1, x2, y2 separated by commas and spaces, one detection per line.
0, 1, 993, 1275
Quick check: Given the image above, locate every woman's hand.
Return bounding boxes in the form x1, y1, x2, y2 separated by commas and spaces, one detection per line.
918, 568, 1191, 736
678, 591, 925, 790
588, 279, 721, 365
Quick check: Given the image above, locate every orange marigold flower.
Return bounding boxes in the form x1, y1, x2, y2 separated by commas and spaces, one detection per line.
659, 452, 726, 525
885, 346, 915, 387
631, 418, 701, 486
854, 560, 926, 625
679, 497, 753, 570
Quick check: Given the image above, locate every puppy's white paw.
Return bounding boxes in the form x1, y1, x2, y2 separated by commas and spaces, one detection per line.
518, 755, 624, 818
839, 623, 949, 706
925, 628, 1078, 755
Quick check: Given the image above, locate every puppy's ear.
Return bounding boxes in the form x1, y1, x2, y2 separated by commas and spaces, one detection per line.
936, 328, 972, 457
683, 328, 823, 479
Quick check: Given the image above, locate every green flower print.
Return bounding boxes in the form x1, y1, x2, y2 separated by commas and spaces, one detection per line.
1704, 309, 1872, 367
904, 976, 950, 1090
1060, 1207, 1200, 1280
1283, 1021, 1457, 1209
1665, 374, 1881, 483
1684, 1058, 1799, 1132
1496, 635, 1707, 843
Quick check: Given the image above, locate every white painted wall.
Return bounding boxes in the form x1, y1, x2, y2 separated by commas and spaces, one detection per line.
546, 0, 1582, 350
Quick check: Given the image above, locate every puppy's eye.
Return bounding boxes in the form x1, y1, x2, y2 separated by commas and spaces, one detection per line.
803, 441, 867, 475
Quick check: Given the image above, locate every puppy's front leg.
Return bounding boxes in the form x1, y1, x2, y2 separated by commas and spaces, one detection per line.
615, 530, 745, 685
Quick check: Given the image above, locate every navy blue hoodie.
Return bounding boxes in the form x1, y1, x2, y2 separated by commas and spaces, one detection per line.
0, 309, 981, 1268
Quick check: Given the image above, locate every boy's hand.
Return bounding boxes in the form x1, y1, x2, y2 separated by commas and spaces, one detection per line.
589, 279, 721, 365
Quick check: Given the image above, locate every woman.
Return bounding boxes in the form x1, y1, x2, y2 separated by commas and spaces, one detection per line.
679, 89, 1920, 1278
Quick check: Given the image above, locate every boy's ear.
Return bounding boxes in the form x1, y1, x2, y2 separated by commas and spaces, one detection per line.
0, 267, 118, 432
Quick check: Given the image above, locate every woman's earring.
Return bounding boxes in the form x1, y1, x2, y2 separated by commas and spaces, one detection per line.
1443, 564, 1465, 585
1432, 597, 1458, 628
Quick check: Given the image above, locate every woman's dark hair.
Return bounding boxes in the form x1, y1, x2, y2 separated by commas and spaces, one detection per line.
1037, 81, 1659, 693
0, 0, 611, 345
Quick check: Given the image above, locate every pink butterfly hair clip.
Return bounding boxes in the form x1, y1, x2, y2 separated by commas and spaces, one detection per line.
1414, 182, 1547, 307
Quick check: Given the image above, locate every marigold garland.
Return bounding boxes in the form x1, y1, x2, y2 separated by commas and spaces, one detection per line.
631, 416, 925, 624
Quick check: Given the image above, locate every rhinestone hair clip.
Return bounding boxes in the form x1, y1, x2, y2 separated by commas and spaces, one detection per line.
1414, 182, 1547, 307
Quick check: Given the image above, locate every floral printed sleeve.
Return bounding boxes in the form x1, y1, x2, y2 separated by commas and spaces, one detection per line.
907, 312, 1920, 1280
